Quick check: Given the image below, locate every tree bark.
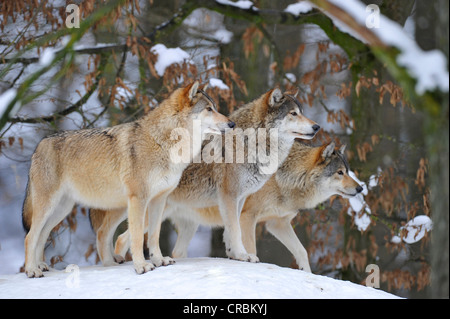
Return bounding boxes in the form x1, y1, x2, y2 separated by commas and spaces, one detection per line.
429, 0, 449, 299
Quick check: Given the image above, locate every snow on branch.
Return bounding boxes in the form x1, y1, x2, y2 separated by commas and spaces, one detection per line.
308, 0, 449, 95
150, 44, 193, 77
0, 0, 128, 131
284, 2, 314, 16
391, 215, 433, 244
215, 0, 258, 11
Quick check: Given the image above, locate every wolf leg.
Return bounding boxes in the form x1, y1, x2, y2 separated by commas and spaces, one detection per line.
147, 191, 175, 267
219, 194, 259, 263
171, 216, 199, 258
114, 229, 130, 262
240, 212, 258, 255
25, 227, 46, 278
265, 216, 311, 272
35, 195, 75, 272
128, 195, 154, 274
97, 208, 127, 266
25, 191, 67, 278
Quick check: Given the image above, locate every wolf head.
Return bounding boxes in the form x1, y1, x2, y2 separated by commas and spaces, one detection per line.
174, 81, 235, 135
314, 142, 363, 198
262, 88, 320, 140
276, 141, 363, 208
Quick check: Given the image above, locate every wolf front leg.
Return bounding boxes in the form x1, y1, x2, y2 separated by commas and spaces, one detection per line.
219, 194, 259, 263
239, 212, 258, 256
147, 190, 175, 267
127, 195, 155, 274
265, 215, 312, 272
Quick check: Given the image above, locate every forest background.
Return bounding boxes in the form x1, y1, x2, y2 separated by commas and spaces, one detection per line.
0, 0, 448, 298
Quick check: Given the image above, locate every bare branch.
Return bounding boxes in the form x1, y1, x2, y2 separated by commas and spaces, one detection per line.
8, 84, 98, 125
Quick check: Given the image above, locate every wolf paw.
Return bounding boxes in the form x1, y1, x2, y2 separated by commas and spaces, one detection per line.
151, 255, 175, 267
103, 260, 120, 267
26, 267, 44, 278
38, 262, 49, 272
162, 256, 176, 266
113, 254, 126, 264
133, 261, 155, 274
102, 255, 121, 267
228, 251, 259, 263
246, 254, 259, 263
298, 264, 312, 273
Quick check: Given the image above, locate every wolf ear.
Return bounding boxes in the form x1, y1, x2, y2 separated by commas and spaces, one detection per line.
321, 141, 335, 160
339, 144, 346, 155
268, 88, 283, 107
201, 83, 209, 92
188, 81, 200, 100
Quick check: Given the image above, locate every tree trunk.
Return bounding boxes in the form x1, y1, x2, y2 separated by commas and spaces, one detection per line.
429, 0, 449, 299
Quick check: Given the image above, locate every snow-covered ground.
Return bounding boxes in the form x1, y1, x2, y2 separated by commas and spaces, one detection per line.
0, 258, 400, 299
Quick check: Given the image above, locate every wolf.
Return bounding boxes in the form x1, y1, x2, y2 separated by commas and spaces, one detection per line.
166, 141, 363, 272
22, 81, 234, 277
106, 141, 362, 272
91, 88, 320, 265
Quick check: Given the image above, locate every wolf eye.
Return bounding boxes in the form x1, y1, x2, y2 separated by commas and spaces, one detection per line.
337, 170, 344, 175
206, 107, 213, 112
290, 111, 298, 116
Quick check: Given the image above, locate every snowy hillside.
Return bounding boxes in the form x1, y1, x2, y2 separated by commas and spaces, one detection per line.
0, 258, 399, 299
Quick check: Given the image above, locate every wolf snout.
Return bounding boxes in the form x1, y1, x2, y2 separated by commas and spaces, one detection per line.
356, 185, 363, 193
216, 121, 235, 133
312, 124, 320, 132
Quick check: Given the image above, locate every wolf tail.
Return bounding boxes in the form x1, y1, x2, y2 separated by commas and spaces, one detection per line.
22, 178, 32, 233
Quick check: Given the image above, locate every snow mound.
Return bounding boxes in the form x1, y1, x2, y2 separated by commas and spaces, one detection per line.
0, 258, 400, 299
